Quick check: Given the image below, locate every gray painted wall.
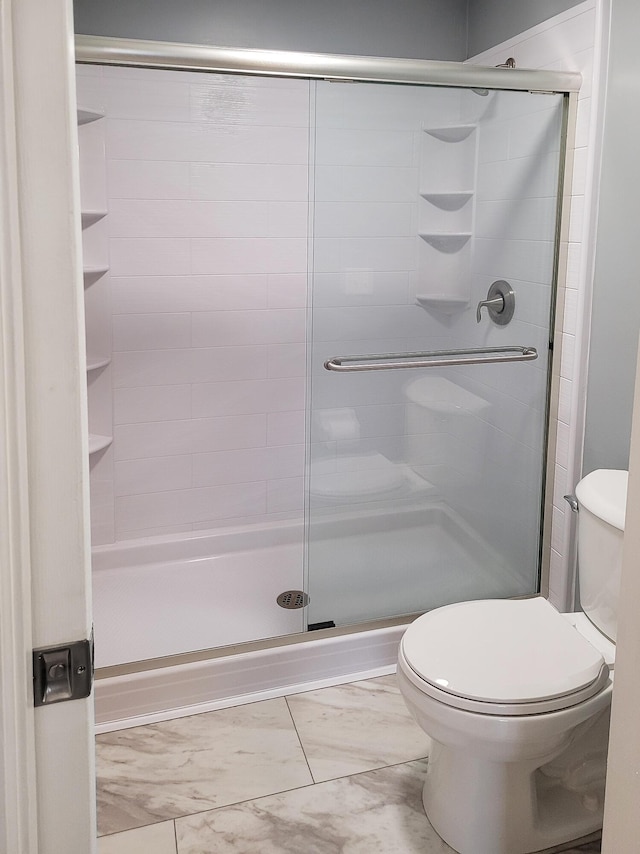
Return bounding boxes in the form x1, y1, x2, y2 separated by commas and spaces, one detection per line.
72, 1, 592, 64
467, 0, 583, 57
72, 0, 468, 61
582, 2, 640, 474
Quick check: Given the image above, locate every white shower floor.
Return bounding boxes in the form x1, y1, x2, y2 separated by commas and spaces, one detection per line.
307, 505, 527, 625
92, 507, 528, 670
92, 523, 305, 669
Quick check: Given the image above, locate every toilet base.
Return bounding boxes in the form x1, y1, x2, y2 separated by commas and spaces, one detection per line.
422, 724, 607, 854
396, 658, 611, 854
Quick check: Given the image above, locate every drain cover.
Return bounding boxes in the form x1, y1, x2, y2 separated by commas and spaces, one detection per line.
277, 590, 309, 609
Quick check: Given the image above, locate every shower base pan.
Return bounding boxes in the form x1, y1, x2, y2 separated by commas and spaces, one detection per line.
93, 505, 524, 731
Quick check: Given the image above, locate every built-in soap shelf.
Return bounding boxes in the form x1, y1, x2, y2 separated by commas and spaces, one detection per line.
415, 294, 469, 315
419, 233, 471, 252
418, 120, 477, 313
77, 108, 104, 126
83, 265, 109, 287
79, 101, 111, 471
86, 355, 111, 373
420, 191, 473, 211
88, 434, 113, 455
81, 209, 108, 228
424, 124, 476, 142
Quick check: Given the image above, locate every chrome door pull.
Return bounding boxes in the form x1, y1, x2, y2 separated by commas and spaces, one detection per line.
324, 345, 538, 372
476, 280, 515, 325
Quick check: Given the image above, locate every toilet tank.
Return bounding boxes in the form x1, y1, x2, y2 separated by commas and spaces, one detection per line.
575, 469, 628, 642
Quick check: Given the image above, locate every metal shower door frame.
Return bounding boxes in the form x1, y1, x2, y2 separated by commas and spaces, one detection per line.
75, 33, 581, 93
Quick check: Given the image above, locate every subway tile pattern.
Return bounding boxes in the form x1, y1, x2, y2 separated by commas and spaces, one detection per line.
96, 674, 601, 854
76, 68, 311, 542
77, 67, 471, 545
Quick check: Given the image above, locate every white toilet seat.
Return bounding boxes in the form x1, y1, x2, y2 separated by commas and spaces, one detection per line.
400, 597, 610, 716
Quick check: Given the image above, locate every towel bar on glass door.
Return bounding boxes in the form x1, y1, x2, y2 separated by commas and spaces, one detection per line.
324, 345, 538, 372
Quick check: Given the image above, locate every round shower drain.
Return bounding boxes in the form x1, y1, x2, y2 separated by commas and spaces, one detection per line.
277, 590, 309, 609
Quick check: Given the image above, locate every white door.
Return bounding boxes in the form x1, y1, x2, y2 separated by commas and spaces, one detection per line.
601, 339, 640, 851
0, 1, 96, 852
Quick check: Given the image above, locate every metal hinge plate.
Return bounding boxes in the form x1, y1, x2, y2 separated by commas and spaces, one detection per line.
33, 635, 94, 707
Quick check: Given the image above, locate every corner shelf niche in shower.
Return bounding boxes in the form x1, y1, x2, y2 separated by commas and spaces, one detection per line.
77, 108, 104, 126
88, 434, 113, 455
420, 191, 473, 211
86, 355, 111, 373
81, 209, 108, 228
83, 265, 109, 287
419, 232, 471, 253
423, 124, 477, 143
418, 118, 477, 312
415, 294, 469, 315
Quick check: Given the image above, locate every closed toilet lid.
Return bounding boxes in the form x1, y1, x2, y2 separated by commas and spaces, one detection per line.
401, 597, 608, 710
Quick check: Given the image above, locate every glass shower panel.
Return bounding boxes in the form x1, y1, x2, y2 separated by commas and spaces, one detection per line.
306, 82, 565, 628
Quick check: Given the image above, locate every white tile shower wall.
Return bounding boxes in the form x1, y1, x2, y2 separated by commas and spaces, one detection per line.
77, 65, 115, 545
434, 90, 564, 589
79, 65, 474, 542
309, 83, 465, 508
309, 80, 565, 595
467, 0, 605, 608
77, 66, 312, 541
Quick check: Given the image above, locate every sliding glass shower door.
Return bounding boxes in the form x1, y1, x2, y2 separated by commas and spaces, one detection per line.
306, 81, 566, 628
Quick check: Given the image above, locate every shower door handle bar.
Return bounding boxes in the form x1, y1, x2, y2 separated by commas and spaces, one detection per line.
324, 345, 538, 372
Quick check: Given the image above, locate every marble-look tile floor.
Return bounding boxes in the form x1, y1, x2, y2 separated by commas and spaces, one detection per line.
96, 674, 602, 854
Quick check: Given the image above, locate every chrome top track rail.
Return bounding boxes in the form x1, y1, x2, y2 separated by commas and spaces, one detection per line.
75, 35, 581, 93
324, 345, 538, 372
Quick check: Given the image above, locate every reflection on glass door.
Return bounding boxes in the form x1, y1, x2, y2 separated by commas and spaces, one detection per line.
306, 81, 565, 628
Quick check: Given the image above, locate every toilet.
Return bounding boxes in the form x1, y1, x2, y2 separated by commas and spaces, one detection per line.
397, 469, 627, 854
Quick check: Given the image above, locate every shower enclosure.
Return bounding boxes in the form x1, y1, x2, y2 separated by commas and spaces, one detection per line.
75, 38, 574, 678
